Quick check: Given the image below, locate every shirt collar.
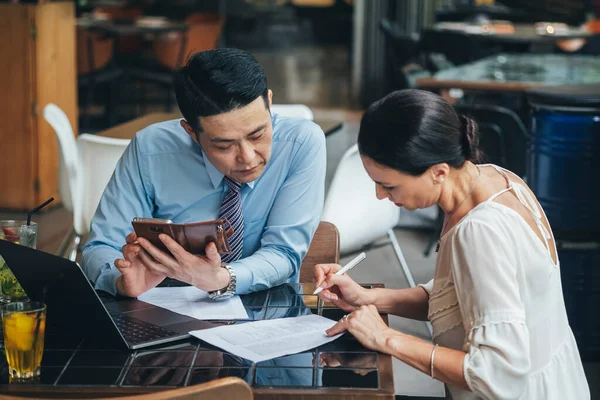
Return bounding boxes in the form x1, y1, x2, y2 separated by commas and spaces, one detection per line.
201, 148, 256, 190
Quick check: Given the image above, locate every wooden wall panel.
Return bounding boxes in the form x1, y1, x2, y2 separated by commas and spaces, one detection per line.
35, 3, 77, 208
0, 5, 36, 210
0, 3, 76, 210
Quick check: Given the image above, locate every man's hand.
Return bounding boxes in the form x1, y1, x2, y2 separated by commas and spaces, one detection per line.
114, 232, 166, 297
135, 234, 231, 292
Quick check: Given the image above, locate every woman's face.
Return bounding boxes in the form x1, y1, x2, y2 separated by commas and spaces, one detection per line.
360, 155, 442, 210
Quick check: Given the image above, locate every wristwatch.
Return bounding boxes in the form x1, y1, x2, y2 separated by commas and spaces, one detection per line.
208, 264, 237, 300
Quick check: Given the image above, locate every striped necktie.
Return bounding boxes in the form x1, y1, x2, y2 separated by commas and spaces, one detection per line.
219, 177, 244, 263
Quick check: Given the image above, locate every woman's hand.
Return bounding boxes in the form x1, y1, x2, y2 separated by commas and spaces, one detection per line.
326, 305, 397, 353
314, 263, 372, 312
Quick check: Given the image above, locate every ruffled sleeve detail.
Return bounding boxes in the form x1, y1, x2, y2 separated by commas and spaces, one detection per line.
449, 219, 531, 399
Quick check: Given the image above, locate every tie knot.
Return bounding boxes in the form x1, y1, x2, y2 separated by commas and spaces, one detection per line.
224, 176, 242, 193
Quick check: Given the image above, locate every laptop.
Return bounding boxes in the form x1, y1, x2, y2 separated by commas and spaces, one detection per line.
0, 240, 214, 350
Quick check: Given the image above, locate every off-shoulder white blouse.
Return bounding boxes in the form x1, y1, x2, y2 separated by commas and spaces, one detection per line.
420, 165, 589, 400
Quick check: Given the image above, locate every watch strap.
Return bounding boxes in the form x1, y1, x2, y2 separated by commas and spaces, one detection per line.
208, 264, 236, 300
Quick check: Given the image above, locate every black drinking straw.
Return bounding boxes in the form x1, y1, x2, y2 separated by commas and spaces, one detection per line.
27, 197, 54, 226
30, 298, 46, 360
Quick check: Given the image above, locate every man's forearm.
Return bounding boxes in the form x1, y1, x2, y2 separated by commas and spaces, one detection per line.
82, 245, 122, 296
229, 246, 297, 294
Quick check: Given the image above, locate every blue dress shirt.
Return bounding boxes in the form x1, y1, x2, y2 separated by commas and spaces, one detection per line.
82, 113, 326, 296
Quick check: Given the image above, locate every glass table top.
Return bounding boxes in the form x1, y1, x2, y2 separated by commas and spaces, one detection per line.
0, 283, 382, 391
433, 53, 600, 85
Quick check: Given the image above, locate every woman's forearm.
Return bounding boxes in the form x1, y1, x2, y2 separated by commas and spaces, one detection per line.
382, 331, 469, 391
365, 286, 430, 320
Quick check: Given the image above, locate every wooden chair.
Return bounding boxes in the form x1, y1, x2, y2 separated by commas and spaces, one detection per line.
300, 221, 340, 283
153, 13, 225, 71
126, 12, 224, 113
94, 7, 143, 55
556, 20, 600, 53
108, 378, 252, 400
0, 377, 252, 400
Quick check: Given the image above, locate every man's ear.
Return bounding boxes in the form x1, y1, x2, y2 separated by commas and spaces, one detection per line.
267, 89, 273, 109
180, 120, 199, 144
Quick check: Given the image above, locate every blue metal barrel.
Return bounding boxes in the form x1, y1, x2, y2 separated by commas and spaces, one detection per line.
558, 242, 600, 361
526, 84, 600, 240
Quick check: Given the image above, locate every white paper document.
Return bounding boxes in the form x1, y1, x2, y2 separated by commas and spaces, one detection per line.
138, 286, 249, 320
189, 314, 343, 362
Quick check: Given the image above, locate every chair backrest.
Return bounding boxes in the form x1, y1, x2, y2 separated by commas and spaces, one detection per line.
153, 13, 225, 70
455, 104, 529, 177
300, 221, 340, 283
42, 104, 79, 218
1, 377, 253, 400
94, 7, 142, 55
77, 134, 130, 235
77, 28, 114, 75
270, 104, 314, 121
114, 377, 252, 400
322, 144, 400, 254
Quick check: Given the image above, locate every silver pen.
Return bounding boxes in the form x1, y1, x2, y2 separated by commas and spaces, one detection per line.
313, 252, 367, 295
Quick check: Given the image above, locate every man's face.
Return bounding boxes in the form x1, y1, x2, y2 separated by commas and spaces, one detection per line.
181, 90, 273, 183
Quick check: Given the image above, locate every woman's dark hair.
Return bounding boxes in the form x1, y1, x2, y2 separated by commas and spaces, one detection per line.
174, 48, 269, 134
357, 89, 483, 176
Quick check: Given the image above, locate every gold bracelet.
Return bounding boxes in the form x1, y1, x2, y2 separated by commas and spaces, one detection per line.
430, 344, 438, 379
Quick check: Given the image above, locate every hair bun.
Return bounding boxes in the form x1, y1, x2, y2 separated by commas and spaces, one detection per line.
459, 115, 483, 162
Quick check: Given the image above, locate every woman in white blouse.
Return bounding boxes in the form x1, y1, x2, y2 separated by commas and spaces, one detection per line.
315, 90, 590, 399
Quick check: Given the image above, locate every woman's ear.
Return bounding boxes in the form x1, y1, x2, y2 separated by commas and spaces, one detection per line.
431, 163, 450, 184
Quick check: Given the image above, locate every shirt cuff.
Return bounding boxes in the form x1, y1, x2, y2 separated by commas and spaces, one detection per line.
94, 263, 122, 297
228, 262, 252, 295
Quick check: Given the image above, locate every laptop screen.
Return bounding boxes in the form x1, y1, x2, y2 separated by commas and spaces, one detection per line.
0, 240, 127, 349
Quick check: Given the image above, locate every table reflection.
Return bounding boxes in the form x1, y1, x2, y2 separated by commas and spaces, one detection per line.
246, 283, 319, 387
124, 284, 320, 387
1, 283, 383, 391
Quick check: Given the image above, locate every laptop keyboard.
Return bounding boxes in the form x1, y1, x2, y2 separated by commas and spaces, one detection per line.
109, 311, 183, 345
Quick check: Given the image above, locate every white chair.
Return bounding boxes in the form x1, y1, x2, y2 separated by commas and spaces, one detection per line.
77, 134, 130, 238
43, 104, 84, 260
322, 144, 415, 288
43, 103, 130, 261
267, 105, 413, 284
270, 104, 314, 121
43, 104, 80, 226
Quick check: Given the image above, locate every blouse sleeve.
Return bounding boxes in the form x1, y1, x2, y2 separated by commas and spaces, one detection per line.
449, 219, 531, 400
418, 279, 434, 296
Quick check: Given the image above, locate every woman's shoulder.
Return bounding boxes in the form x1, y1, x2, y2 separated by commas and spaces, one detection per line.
452, 202, 521, 245
481, 164, 538, 203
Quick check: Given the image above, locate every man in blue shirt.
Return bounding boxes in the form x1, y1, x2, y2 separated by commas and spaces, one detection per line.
82, 49, 326, 299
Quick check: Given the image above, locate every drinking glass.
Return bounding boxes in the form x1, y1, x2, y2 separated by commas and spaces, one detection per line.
1, 301, 46, 381
0, 220, 37, 303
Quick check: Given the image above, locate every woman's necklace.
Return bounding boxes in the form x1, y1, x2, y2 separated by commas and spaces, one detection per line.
435, 165, 482, 253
